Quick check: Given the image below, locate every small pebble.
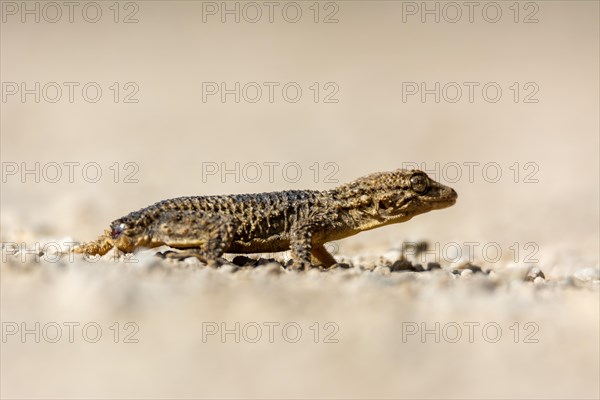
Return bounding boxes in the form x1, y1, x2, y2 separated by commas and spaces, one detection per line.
256, 258, 278, 266
456, 263, 483, 274
460, 269, 473, 278
427, 262, 441, 271
333, 263, 351, 269
232, 255, 257, 267
526, 267, 545, 282
390, 259, 414, 272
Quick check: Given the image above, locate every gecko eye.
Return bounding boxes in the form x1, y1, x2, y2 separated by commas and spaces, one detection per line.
111, 223, 127, 239
410, 174, 429, 194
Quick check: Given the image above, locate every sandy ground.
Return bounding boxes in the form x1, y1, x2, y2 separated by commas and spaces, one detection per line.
1, 1, 599, 399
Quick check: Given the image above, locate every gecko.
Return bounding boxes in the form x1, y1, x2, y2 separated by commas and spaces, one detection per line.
70, 169, 457, 269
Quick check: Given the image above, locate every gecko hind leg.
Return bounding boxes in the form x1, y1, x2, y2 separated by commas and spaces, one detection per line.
289, 222, 318, 271
311, 244, 337, 268
153, 211, 234, 267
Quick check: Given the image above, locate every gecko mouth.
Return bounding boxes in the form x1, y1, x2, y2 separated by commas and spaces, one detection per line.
443, 187, 458, 203
425, 184, 457, 204
429, 188, 458, 208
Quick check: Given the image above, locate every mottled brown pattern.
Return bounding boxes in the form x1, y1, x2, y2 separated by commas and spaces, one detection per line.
72, 169, 457, 269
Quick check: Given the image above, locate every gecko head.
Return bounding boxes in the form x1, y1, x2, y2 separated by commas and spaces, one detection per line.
339, 169, 457, 225
108, 212, 151, 253
401, 170, 458, 213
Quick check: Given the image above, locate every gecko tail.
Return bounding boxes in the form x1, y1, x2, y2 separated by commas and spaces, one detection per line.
62, 231, 114, 257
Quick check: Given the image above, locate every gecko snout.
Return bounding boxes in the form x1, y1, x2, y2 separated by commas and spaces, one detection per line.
449, 188, 458, 202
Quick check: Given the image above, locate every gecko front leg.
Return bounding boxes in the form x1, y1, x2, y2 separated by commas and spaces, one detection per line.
289, 214, 335, 270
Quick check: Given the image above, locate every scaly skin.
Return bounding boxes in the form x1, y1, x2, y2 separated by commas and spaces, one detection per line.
72, 169, 457, 269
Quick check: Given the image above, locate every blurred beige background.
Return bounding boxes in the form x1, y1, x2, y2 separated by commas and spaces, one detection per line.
1, 1, 599, 399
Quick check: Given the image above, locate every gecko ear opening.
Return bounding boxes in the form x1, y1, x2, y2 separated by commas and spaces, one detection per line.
378, 198, 392, 209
